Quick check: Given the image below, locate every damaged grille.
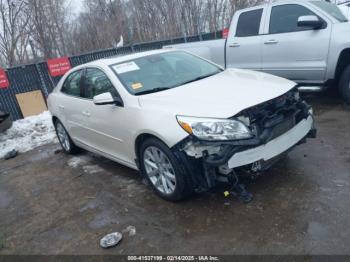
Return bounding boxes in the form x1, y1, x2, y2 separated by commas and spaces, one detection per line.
270, 115, 296, 140
235, 89, 308, 143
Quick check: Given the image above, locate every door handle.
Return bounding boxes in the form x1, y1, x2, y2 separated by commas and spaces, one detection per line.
264, 40, 278, 45
82, 111, 91, 117
58, 105, 65, 110
229, 43, 240, 48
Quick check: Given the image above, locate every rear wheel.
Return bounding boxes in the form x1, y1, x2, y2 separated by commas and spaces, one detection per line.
139, 138, 192, 201
339, 65, 350, 105
54, 120, 80, 154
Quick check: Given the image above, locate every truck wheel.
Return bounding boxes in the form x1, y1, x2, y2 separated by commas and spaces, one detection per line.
139, 138, 193, 202
339, 65, 350, 105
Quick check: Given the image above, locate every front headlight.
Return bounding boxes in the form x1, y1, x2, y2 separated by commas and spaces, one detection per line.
177, 116, 253, 141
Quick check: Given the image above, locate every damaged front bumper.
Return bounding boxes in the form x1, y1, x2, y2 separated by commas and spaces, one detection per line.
172, 91, 317, 192
227, 114, 314, 169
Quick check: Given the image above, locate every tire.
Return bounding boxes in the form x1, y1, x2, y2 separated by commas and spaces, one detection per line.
139, 138, 193, 202
339, 65, 350, 105
54, 119, 80, 154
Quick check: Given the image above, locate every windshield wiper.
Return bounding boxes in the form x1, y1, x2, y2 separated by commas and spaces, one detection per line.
177, 71, 221, 86
135, 87, 171, 96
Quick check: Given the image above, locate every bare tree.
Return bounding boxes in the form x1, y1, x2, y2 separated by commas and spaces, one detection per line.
0, 0, 266, 64
0, 0, 30, 67
27, 0, 72, 59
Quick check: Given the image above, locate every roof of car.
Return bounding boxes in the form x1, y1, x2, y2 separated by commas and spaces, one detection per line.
81, 49, 174, 68
236, 0, 324, 13
270, 0, 322, 3
272, 0, 322, 2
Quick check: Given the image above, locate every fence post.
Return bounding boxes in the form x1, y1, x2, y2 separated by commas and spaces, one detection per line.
35, 63, 51, 98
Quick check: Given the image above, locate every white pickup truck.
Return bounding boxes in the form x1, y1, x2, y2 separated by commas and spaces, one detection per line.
165, 0, 350, 104
338, 1, 350, 19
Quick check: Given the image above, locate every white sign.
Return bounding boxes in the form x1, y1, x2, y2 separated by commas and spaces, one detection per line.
112, 62, 140, 74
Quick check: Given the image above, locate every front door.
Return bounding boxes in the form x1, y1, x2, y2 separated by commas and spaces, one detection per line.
261, 3, 331, 83
80, 67, 128, 163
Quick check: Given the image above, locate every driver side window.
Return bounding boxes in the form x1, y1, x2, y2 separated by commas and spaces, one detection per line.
82, 68, 117, 99
269, 4, 318, 34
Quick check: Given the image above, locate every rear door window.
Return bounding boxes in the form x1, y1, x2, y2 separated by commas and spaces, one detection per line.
236, 9, 263, 37
61, 70, 83, 97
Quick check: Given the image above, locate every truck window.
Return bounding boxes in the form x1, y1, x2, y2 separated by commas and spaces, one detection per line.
236, 9, 263, 37
269, 4, 318, 34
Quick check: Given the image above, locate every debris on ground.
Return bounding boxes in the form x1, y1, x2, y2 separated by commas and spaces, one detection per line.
100, 232, 123, 248
0, 111, 57, 159
3, 149, 18, 160
54, 149, 62, 154
0, 111, 12, 133
123, 225, 136, 237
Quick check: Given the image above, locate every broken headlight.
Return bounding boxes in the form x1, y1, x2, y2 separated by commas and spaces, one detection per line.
177, 116, 253, 141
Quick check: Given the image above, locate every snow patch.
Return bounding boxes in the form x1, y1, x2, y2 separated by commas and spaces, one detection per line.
0, 111, 58, 158
67, 155, 92, 168
83, 165, 104, 174
68, 155, 105, 174
123, 225, 136, 237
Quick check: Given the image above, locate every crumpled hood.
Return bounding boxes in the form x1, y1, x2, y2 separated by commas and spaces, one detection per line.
138, 68, 296, 118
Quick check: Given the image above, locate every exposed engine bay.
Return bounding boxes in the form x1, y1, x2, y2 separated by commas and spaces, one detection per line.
173, 88, 317, 201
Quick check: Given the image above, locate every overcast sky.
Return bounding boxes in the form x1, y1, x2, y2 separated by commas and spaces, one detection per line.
65, 0, 346, 15
68, 0, 84, 14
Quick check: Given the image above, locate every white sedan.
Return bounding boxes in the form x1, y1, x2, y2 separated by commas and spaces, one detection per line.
48, 50, 316, 202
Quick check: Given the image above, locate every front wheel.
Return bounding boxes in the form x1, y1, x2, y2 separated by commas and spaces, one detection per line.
339, 65, 350, 105
139, 138, 192, 202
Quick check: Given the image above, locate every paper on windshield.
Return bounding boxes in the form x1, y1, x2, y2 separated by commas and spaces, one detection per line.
131, 82, 143, 89
113, 62, 140, 74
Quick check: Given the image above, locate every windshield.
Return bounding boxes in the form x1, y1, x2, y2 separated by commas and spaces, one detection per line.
110, 51, 222, 95
311, 1, 348, 22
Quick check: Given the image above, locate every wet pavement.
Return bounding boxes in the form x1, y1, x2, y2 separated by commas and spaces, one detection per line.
0, 89, 349, 255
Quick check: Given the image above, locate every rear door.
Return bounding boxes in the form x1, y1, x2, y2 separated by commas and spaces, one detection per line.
225, 6, 265, 70
261, 3, 331, 83
58, 69, 90, 142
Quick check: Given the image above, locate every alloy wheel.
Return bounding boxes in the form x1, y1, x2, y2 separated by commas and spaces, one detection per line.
143, 146, 176, 195
56, 122, 71, 152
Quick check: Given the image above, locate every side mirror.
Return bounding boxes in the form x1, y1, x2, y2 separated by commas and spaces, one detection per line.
297, 15, 323, 29
93, 92, 124, 107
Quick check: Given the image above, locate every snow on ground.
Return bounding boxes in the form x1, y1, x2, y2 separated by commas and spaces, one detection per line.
68, 155, 105, 174
0, 111, 58, 159
83, 165, 105, 174
123, 225, 137, 237
67, 156, 91, 168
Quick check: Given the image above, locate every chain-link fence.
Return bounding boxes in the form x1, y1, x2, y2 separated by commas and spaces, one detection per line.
0, 31, 223, 120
